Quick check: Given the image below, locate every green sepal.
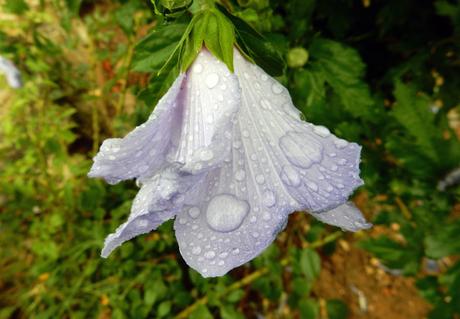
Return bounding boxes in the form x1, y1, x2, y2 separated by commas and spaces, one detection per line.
216, 3, 285, 77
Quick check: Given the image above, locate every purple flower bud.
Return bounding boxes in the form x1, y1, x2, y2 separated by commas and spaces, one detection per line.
89, 48, 371, 277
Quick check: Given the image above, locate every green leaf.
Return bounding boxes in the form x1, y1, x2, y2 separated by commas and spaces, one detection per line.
326, 299, 348, 319
132, 22, 187, 73
309, 38, 374, 120
300, 248, 321, 282
217, 4, 285, 76
299, 299, 319, 319
359, 236, 421, 275
203, 10, 235, 72
190, 304, 214, 319
425, 220, 460, 259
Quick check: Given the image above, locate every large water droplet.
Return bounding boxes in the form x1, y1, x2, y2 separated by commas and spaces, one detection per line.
280, 165, 301, 187
188, 207, 201, 219
193, 63, 203, 73
235, 170, 246, 181
279, 131, 323, 168
192, 246, 202, 255
205, 73, 219, 88
199, 149, 214, 161
256, 174, 265, 184
262, 190, 276, 207
334, 138, 349, 149
272, 83, 283, 94
204, 251, 215, 259
206, 194, 249, 232
313, 125, 331, 137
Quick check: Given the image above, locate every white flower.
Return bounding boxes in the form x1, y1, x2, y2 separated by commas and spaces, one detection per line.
89, 48, 371, 277
0, 56, 22, 89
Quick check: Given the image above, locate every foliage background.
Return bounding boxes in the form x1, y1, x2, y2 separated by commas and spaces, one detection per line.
1, 0, 459, 318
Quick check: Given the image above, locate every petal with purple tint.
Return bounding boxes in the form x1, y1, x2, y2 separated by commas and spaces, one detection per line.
170, 50, 240, 174
88, 74, 186, 184
311, 202, 372, 231
174, 50, 366, 277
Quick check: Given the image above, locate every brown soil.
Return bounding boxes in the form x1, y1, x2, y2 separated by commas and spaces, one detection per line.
314, 237, 431, 319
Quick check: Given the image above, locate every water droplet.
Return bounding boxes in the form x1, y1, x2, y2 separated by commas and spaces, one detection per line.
219, 252, 228, 258
260, 99, 271, 110
272, 83, 283, 94
235, 170, 246, 181
338, 158, 347, 165
192, 246, 202, 255
330, 164, 338, 171
250, 216, 257, 223
205, 73, 219, 88
256, 174, 265, 184
252, 232, 259, 238
261, 74, 268, 81
279, 131, 323, 168
280, 165, 301, 187
242, 130, 250, 138
136, 219, 149, 228
313, 126, 331, 137
232, 248, 240, 255
193, 63, 203, 73
262, 211, 271, 221
199, 149, 214, 161
109, 155, 116, 160
206, 194, 249, 232
188, 207, 201, 219
234, 140, 242, 149
204, 251, 216, 259
178, 217, 187, 225
218, 260, 225, 266
306, 181, 318, 191
262, 190, 276, 207
334, 138, 349, 149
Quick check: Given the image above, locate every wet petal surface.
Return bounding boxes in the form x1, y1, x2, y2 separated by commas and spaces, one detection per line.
174, 50, 364, 277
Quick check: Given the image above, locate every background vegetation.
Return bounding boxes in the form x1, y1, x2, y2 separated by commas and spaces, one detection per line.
1, 0, 459, 318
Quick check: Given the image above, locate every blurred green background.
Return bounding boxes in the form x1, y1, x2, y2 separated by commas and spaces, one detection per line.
1, 0, 460, 318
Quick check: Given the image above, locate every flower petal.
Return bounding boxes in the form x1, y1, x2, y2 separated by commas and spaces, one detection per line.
174, 50, 366, 277
101, 165, 202, 257
88, 74, 186, 184
170, 50, 240, 174
311, 202, 372, 231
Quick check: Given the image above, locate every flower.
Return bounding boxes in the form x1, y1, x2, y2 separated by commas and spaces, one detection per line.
89, 48, 371, 277
0, 56, 22, 89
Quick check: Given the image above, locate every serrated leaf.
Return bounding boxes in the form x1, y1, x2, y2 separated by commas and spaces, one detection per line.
309, 38, 374, 120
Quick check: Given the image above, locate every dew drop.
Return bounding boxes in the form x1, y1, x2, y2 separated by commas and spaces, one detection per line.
205, 73, 219, 88
193, 63, 203, 73
235, 170, 246, 181
338, 158, 347, 165
334, 138, 349, 149
306, 181, 318, 191
192, 246, 202, 255
188, 207, 201, 219
242, 130, 250, 138
136, 218, 149, 228
256, 174, 265, 184
219, 252, 228, 258
218, 260, 225, 266
272, 83, 283, 94
178, 217, 187, 225
280, 165, 301, 187
279, 131, 323, 168
199, 149, 214, 161
206, 194, 249, 232
232, 248, 240, 255
204, 251, 216, 259
313, 125, 331, 137
262, 190, 276, 207
262, 211, 271, 221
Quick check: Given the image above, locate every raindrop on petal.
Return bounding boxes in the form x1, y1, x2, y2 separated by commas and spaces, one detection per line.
206, 194, 249, 232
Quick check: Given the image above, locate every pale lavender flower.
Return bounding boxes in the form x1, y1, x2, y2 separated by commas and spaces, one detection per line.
89, 49, 371, 277
0, 56, 22, 89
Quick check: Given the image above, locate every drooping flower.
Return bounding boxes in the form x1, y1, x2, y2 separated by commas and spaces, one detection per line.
89, 48, 371, 277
